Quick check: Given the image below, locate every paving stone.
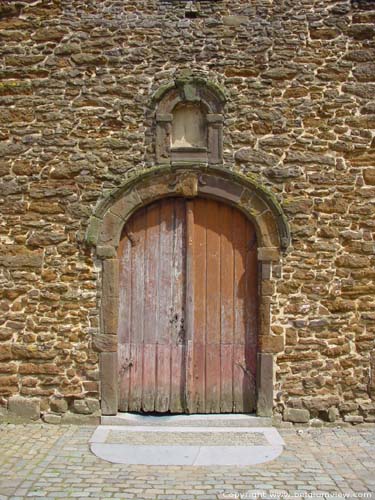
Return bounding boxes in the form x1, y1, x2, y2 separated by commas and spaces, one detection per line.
0, 425, 374, 498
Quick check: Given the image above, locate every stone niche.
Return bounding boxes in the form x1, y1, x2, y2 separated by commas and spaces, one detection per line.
153, 77, 226, 165
171, 102, 208, 162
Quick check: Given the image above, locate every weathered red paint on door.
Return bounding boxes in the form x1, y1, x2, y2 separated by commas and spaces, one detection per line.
117, 197, 257, 413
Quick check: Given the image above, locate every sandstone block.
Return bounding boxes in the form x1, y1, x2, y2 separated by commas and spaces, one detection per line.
309, 418, 323, 428
0, 245, 43, 269
8, 396, 40, 420
92, 333, 117, 352
222, 15, 248, 26
344, 415, 364, 424
284, 408, 310, 423
328, 406, 339, 423
364, 169, 375, 185
72, 399, 92, 414
50, 397, 68, 414
42, 413, 62, 424
60, 412, 100, 425
234, 148, 278, 167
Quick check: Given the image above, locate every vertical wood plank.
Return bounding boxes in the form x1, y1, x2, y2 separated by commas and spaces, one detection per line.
118, 343, 131, 412
158, 199, 174, 345
155, 344, 171, 412
190, 198, 206, 413
170, 200, 186, 412
170, 344, 184, 413
130, 208, 145, 347
205, 200, 221, 412
128, 343, 143, 411
142, 343, 156, 412
129, 209, 146, 412
141, 203, 160, 411
233, 209, 247, 346
220, 205, 234, 345
185, 201, 195, 413
220, 344, 233, 412
143, 203, 160, 343
219, 204, 234, 412
246, 223, 258, 347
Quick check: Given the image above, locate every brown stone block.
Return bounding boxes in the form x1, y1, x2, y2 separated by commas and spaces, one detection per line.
364, 169, 375, 185
27, 232, 67, 247
109, 189, 142, 221
348, 25, 375, 40
257, 247, 280, 262
19, 363, 60, 375
309, 27, 340, 39
259, 297, 271, 336
0, 345, 12, 361
257, 211, 279, 248
198, 175, 242, 203
315, 198, 347, 214
137, 176, 173, 204
29, 202, 64, 214
5, 55, 44, 67
0, 375, 18, 387
283, 197, 313, 216
100, 352, 118, 415
102, 259, 119, 298
261, 280, 275, 296
0, 245, 43, 269
175, 173, 198, 198
0, 327, 13, 341
335, 255, 369, 269
96, 246, 117, 259
32, 27, 66, 42
92, 333, 117, 353
99, 212, 124, 247
0, 386, 18, 396
257, 353, 273, 417
259, 335, 284, 353
0, 362, 17, 374
240, 191, 268, 217
71, 54, 108, 65
101, 295, 119, 335
11, 345, 57, 360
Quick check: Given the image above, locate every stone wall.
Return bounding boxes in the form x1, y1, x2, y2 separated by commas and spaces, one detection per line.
0, 0, 374, 423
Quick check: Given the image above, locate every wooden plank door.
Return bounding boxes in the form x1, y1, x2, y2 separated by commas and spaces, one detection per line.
117, 197, 257, 414
117, 198, 186, 413
185, 199, 257, 413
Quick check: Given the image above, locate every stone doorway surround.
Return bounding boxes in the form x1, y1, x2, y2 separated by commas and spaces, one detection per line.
86, 165, 290, 417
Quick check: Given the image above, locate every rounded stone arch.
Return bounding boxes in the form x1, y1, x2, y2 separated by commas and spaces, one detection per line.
86, 166, 290, 417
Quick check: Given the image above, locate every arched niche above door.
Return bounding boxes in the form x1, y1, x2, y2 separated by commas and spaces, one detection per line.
153, 78, 226, 166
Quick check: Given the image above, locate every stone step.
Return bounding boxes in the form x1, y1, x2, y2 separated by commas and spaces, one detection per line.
101, 413, 272, 427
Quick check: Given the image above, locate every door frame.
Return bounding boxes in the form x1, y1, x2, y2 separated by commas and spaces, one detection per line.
86, 165, 290, 417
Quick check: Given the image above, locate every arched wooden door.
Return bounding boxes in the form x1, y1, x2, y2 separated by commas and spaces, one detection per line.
117, 197, 258, 414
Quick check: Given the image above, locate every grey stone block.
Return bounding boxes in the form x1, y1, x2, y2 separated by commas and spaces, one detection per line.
344, 415, 364, 424
284, 408, 310, 423
8, 396, 40, 421
42, 413, 62, 424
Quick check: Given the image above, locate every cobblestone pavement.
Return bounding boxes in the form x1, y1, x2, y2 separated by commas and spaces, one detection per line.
0, 424, 374, 500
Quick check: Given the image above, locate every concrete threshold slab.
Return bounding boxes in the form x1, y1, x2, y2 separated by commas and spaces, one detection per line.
90, 425, 284, 466
101, 412, 272, 427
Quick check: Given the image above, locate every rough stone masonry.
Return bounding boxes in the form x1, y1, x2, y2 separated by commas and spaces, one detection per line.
0, 0, 374, 424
